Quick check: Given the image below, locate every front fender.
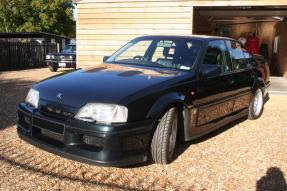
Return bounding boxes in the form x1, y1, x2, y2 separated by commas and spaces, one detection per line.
146, 92, 188, 119
252, 76, 265, 92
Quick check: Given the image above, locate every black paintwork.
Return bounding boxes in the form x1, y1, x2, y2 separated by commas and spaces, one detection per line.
17, 35, 268, 166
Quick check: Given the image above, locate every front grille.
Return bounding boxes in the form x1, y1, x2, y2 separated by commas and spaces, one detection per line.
33, 116, 64, 134
42, 106, 74, 118
41, 128, 64, 142
53, 55, 73, 61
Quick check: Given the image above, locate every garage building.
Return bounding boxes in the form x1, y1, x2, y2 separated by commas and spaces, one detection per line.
74, 0, 287, 77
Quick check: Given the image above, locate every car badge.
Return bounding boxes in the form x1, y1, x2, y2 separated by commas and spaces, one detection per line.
57, 93, 62, 99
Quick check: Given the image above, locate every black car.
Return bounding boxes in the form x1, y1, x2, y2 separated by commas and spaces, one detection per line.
46, 44, 76, 72
18, 35, 268, 167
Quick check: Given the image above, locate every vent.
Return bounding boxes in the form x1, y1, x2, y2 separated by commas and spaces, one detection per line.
118, 70, 142, 77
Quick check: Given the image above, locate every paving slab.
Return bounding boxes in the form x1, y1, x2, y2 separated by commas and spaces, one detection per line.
269, 76, 287, 95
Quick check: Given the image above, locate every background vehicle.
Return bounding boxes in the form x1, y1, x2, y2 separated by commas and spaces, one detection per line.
18, 35, 268, 166
46, 44, 76, 72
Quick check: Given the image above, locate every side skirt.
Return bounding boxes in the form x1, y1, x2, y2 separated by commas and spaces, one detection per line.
184, 108, 248, 142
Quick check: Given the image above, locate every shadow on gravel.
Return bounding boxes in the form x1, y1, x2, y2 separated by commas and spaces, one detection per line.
174, 117, 247, 160
0, 78, 35, 130
0, 154, 148, 191
126, 117, 249, 167
256, 167, 287, 191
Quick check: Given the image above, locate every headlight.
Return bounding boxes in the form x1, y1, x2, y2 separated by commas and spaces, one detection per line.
75, 103, 128, 124
25, 88, 39, 108
46, 55, 51, 59
51, 55, 55, 59
69, 55, 73, 59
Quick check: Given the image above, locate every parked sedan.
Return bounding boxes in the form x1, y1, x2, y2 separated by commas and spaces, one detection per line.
46, 44, 76, 72
17, 35, 269, 167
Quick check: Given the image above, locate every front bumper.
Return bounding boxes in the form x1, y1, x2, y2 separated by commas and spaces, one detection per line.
46, 60, 76, 68
264, 81, 270, 103
17, 103, 154, 167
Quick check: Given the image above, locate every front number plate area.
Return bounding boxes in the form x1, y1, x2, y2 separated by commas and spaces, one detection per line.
59, 62, 66, 67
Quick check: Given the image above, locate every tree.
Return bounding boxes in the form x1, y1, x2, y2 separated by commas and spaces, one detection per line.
0, 0, 75, 37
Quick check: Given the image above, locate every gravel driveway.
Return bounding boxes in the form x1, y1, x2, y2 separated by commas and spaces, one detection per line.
0, 68, 286, 191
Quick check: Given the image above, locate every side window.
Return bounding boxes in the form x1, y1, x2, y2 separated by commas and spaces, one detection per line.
203, 40, 231, 73
226, 40, 247, 70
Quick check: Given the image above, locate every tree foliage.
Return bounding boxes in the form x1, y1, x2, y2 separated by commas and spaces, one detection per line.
0, 0, 75, 37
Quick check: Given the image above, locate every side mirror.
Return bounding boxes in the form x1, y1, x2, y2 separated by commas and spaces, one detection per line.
103, 56, 110, 62
201, 64, 221, 78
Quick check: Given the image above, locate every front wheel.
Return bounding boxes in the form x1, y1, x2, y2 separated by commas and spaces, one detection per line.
73, 63, 77, 70
49, 66, 58, 72
151, 107, 178, 164
248, 88, 264, 120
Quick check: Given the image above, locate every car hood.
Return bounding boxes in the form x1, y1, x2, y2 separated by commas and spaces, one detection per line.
34, 64, 189, 109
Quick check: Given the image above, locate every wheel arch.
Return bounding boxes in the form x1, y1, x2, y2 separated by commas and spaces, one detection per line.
146, 92, 190, 143
146, 92, 188, 120
252, 76, 265, 93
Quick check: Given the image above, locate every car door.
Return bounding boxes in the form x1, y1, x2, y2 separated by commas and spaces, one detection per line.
225, 40, 254, 112
192, 40, 234, 135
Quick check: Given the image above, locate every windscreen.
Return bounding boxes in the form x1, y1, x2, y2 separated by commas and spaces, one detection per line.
62, 45, 76, 53
106, 38, 202, 71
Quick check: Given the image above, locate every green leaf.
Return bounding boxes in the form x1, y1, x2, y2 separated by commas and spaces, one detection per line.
0, 0, 75, 37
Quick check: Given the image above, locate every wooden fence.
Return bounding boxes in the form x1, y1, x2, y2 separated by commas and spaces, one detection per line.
0, 41, 57, 71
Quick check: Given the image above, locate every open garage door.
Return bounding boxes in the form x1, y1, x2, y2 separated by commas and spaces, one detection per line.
193, 6, 287, 77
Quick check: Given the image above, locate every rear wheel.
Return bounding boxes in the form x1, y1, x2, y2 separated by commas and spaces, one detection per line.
249, 88, 264, 120
151, 107, 178, 164
49, 66, 58, 72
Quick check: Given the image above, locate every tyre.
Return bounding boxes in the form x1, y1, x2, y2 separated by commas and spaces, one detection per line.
49, 66, 58, 72
248, 88, 264, 120
151, 107, 178, 164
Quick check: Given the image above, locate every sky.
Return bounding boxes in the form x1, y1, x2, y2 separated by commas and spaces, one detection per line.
73, 4, 77, 20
